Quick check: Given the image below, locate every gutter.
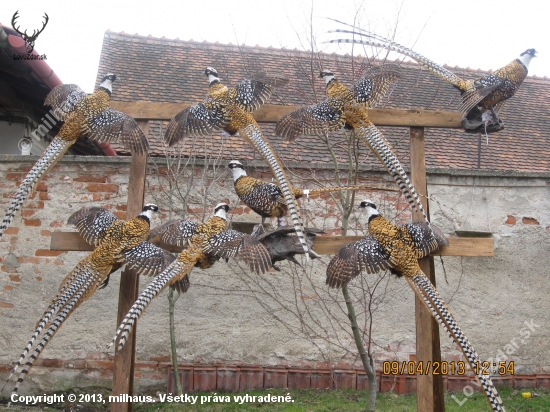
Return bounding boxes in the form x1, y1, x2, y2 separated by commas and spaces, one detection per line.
0, 24, 117, 156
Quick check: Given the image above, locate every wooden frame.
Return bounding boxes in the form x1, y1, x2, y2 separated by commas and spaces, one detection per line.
47, 105, 490, 412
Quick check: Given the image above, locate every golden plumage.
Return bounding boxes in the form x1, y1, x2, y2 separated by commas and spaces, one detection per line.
6, 204, 172, 395
276, 66, 431, 227
328, 28, 535, 117
0, 74, 148, 239
164, 67, 311, 258
228, 160, 371, 224
326, 201, 506, 412
111, 203, 273, 350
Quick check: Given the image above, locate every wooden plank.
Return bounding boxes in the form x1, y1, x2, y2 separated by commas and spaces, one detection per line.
410, 126, 445, 412
111, 101, 462, 128
51, 232, 493, 257
111, 151, 147, 412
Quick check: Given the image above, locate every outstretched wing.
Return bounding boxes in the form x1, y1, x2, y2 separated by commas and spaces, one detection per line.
147, 219, 198, 247
68, 206, 119, 247
353, 64, 401, 107
326, 237, 393, 288
123, 241, 176, 277
232, 71, 288, 112
164, 101, 230, 146
82, 109, 149, 154
275, 99, 345, 141
44, 84, 87, 120
203, 229, 272, 274
402, 222, 448, 258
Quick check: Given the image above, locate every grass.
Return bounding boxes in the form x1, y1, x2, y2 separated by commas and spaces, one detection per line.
2, 387, 549, 411
132, 387, 550, 412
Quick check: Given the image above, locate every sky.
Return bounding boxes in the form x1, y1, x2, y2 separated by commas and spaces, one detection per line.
2, 0, 548, 93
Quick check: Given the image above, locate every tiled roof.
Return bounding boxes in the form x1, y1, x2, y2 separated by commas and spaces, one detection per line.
98, 31, 550, 173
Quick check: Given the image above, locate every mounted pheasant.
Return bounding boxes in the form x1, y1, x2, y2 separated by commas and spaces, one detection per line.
328, 25, 536, 132
164, 67, 312, 259
327, 200, 506, 412
110, 203, 273, 350
4, 204, 172, 396
276, 65, 432, 228
0, 74, 149, 239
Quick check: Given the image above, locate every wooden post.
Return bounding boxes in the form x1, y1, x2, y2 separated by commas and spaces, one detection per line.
111, 120, 148, 412
410, 127, 445, 412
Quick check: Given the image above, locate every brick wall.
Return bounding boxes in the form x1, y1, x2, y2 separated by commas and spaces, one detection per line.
0, 154, 549, 394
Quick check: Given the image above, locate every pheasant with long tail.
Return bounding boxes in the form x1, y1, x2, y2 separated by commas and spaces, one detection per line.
110, 203, 273, 351
327, 24, 536, 125
0, 74, 149, 238
164, 67, 311, 258
3, 204, 173, 396
276, 66, 431, 227
326, 200, 506, 412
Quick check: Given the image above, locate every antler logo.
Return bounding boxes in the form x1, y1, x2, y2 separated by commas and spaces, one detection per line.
11, 11, 49, 54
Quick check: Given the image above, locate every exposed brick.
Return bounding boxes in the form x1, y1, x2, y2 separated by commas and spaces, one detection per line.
39, 192, 51, 200
18, 257, 44, 264
4, 285, 13, 291
40, 230, 52, 236
64, 359, 87, 369
114, 212, 126, 219
21, 209, 35, 217
9, 274, 21, 282
505, 216, 516, 225
50, 220, 64, 227
35, 276, 42, 281
5, 173, 22, 181
116, 204, 127, 211
522, 217, 539, 225
24, 201, 45, 209
86, 183, 119, 193
135, 362, 159, 371
0, 301, 14, 309
74, 175, 108, 183
23, 218, 41, 226
34, 359, 63, 367
35, 182, 47, 191
35, 249, 66, 257
3, 227, 18, 235
87, 360, 114, 370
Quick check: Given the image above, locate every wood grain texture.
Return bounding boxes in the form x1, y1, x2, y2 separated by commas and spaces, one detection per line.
52, 232, 493, 257
410, 126, 445, 412
111, 101, 462, 128
111, 152, 147, 412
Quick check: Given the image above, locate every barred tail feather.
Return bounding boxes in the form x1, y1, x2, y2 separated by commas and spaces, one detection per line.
0, 137, 73, 238
240, 123, 310, 260
358, 124, 432, 229
4, 269, 89, 385
110, 261, 189, 351
301, 184, 374, 197
407, 273, 506, 412
327, 30, 467, 90
11, 274, 97, 395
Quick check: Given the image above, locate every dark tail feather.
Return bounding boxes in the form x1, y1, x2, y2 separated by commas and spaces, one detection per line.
407, 273, 506, 412
0, 137, 73, 238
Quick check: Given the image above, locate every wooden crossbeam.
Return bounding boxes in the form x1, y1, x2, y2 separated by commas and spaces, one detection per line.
50, 231, 493, 257
111, 101, 463, 128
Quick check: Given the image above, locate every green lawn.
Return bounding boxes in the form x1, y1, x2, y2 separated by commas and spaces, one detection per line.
133, 387, 550, 412
3, 387, 549, 411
